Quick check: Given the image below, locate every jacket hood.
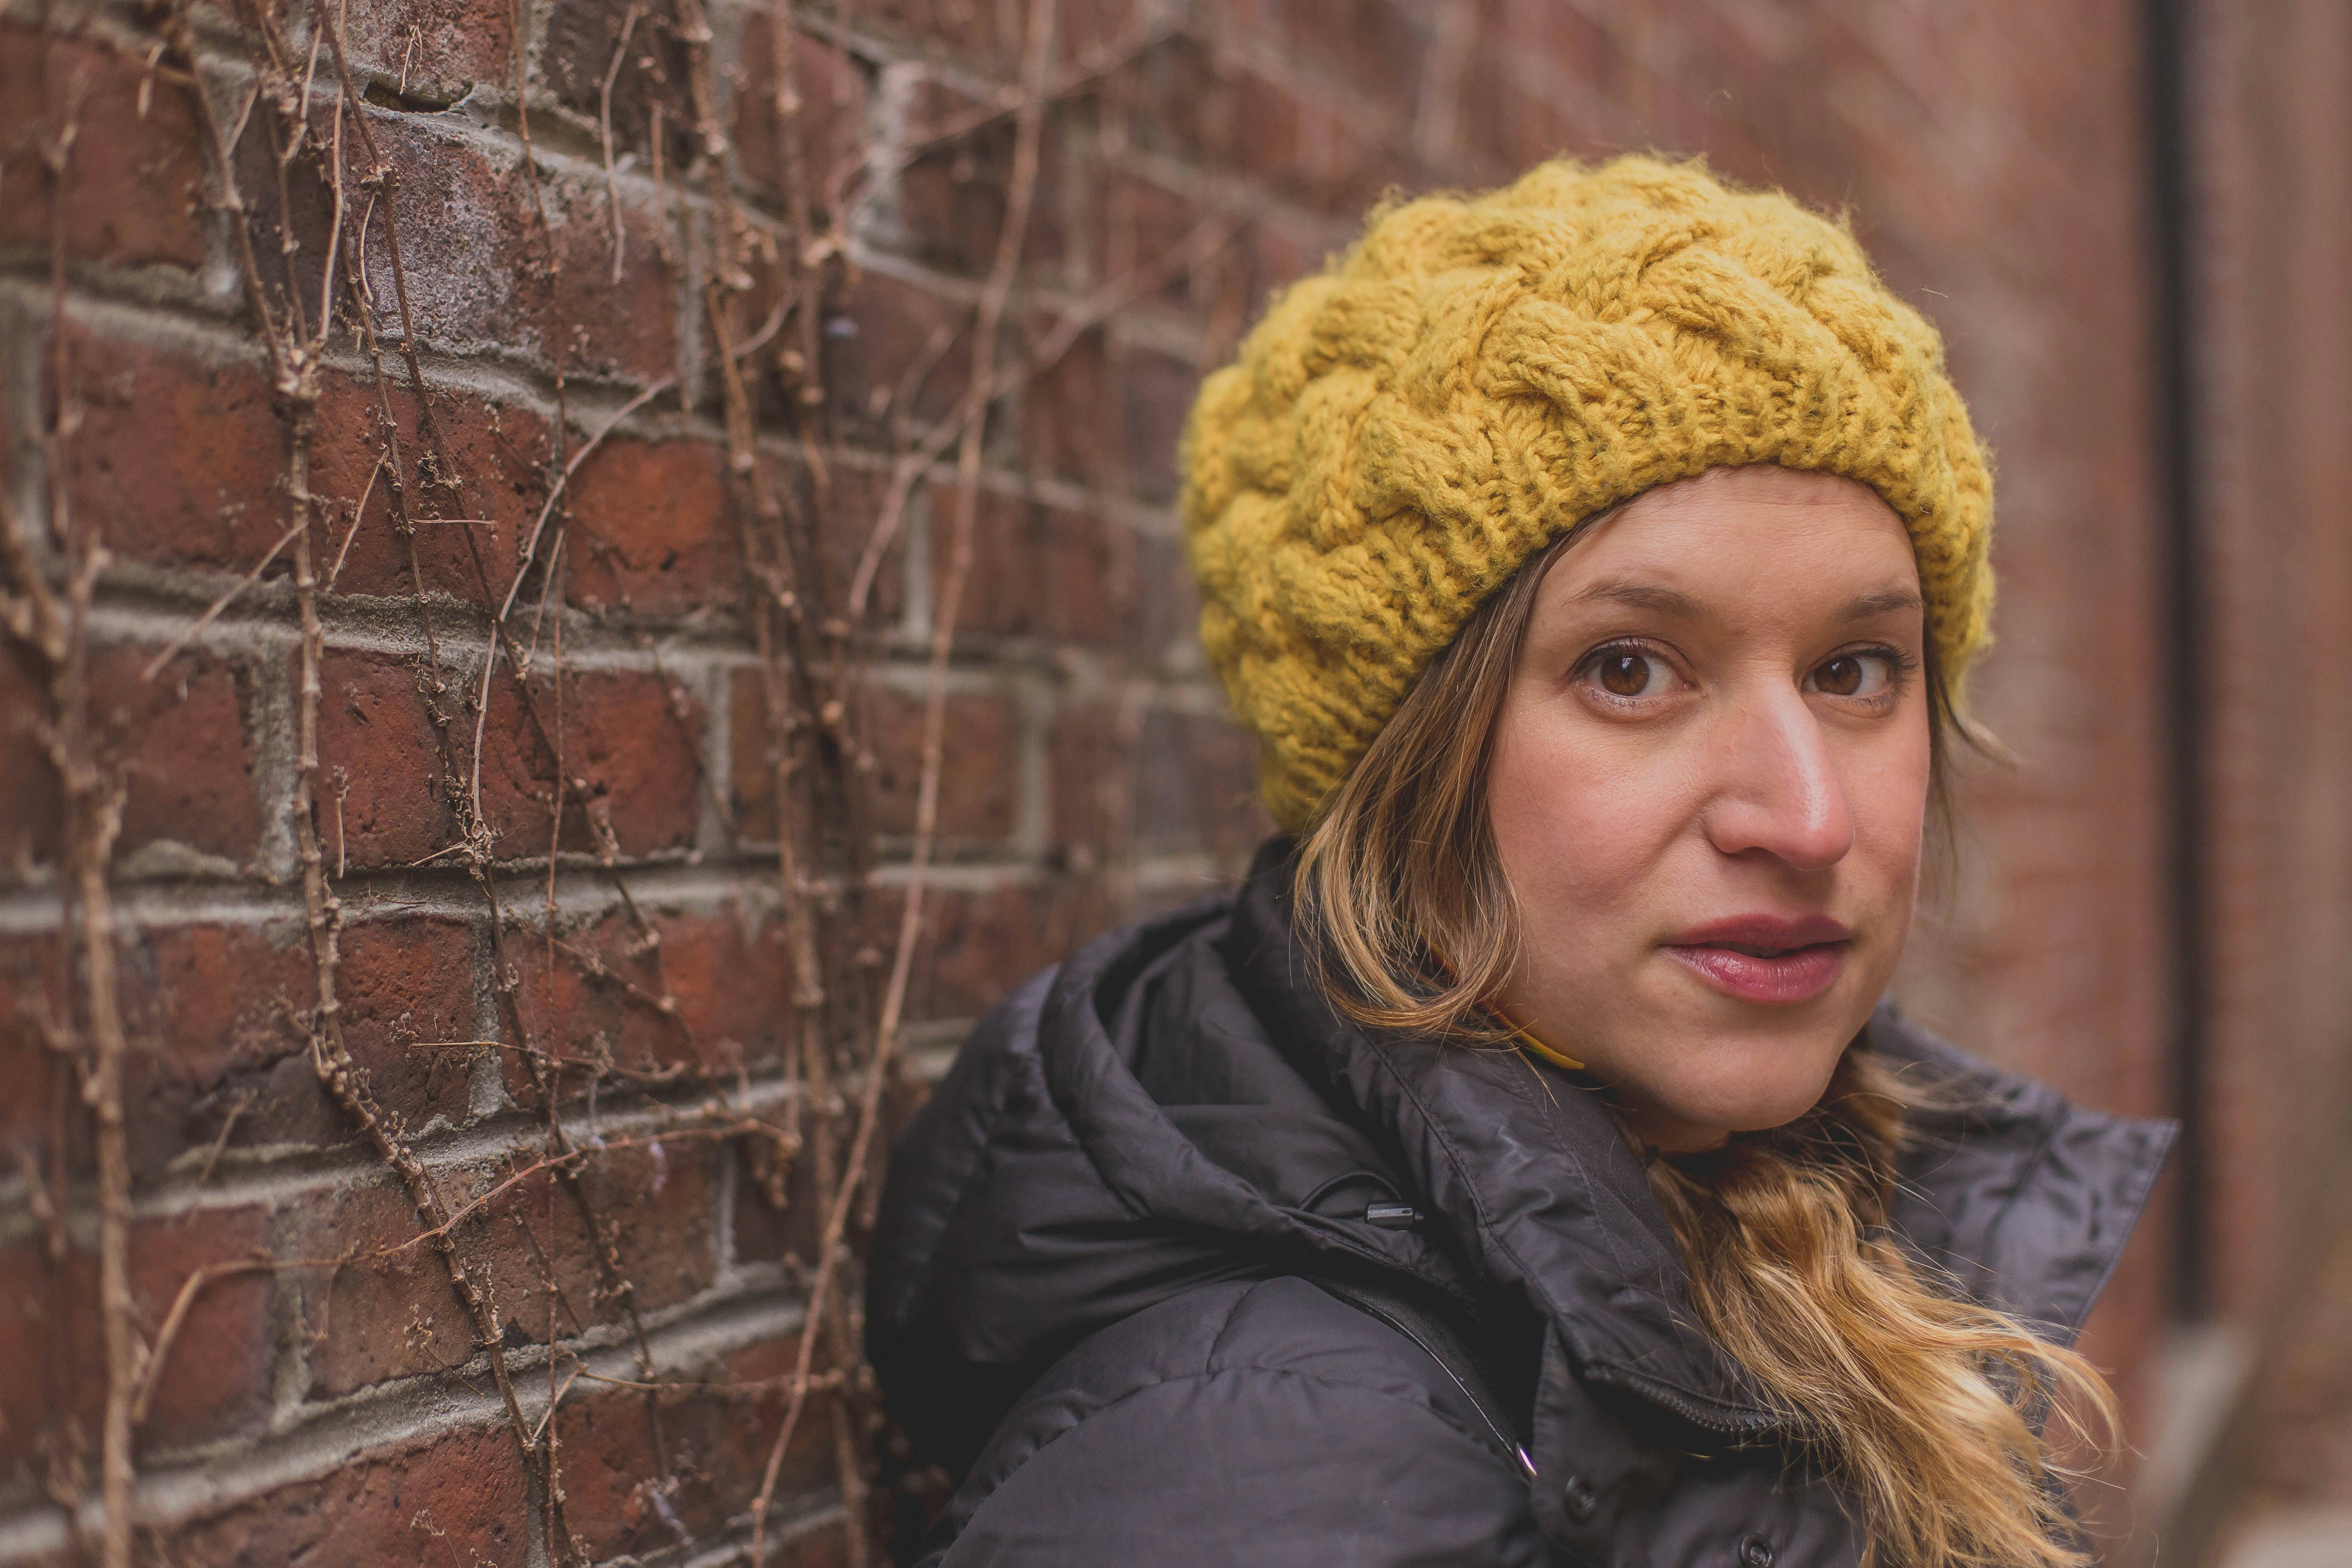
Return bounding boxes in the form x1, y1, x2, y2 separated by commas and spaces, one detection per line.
869, 841, 2175, 1471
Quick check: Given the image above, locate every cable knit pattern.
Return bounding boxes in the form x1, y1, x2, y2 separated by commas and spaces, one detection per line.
1181, 156, 1995, 830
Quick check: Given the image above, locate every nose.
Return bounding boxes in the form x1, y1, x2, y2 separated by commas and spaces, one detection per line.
1699, 687, 1855, 871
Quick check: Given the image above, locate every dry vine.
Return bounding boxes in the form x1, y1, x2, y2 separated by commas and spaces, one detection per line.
3, 0, 1250, 1561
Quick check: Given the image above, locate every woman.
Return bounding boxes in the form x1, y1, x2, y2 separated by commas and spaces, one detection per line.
867, 157, 2173, 1568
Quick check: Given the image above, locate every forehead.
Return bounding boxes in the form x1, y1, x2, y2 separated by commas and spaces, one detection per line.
1541, 467, 1920, 614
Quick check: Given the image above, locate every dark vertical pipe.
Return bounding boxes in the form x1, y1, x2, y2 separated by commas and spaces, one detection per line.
2145, 0, 2209, 1322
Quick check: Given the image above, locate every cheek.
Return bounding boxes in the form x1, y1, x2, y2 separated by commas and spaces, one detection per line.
1486, 695, 1685, 919
1848, 731, 1933, 905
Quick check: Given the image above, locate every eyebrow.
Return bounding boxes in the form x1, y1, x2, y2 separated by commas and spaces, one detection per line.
1566, 579, 1926, 622
1567, 580, 1702, 616
1838, 587, 1926, 621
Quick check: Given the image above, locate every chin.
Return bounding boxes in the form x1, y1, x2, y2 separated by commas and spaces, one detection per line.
1660, 1031, 1849, 1134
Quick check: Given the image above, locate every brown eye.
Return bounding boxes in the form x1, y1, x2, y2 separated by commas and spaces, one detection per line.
1599, 652, 1652, 696
1807, 651, 1896, 699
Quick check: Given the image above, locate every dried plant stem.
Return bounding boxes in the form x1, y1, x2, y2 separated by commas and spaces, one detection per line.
82, 790, 134, 1568
23, 38, 139, 1567
748, 1, 1057, 1559
600, 2, 645, 287
289, 420, 551, 1506
844, 205, 1240, 619
165, 7, 573, 1551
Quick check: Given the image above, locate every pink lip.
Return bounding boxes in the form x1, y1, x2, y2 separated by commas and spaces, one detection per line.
1662, 913, 1853, 1005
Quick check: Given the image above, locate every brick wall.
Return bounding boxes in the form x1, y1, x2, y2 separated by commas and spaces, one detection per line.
4, 1, 2330, 1564
2183, 0, 2352, 1331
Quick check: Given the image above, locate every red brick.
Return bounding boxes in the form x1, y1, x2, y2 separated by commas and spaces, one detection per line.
639, 908, 796, 1073
863, 0, 1019, 64
309, 374, 542, 605
336, 915, 484, 1133
564, 434, 734, 617
0, 1240, 95, 1493
1127, 530, 1199, 669
872, 680, 1018, 843
937, 484, 1128, 652
294, 1178, 475, 1396
129, 1205, 276, 1452
245, 110, 680, 386
116, 914, 478, 1180
506, 903, 792, 1088
0, 936, 67, 1150
732, 671, 1015, 846
337, 0, 514, 110
821, 268, 973, 445
88, 646, 263, 875
1, 641, 64, 887
535, 162, 686, 389
315, 646, 462, 871
893, 108, 1071, 280
1059, 0, 1155, 65
1014, 325, 1121, 488
1268, 0, 1427, 111
318, 646, 701, 868
730, 1120, 827, 1271
1120, 346, 1196, 505
1222, 70, 1402, 217
0, 1205, 272, 1477
59, 326, 540, 602
300, 1133, 714, 1398
1046, 701, 1124, 864
561, 1370, 841, 1563
542, 0, 693, 169
118, 919, 320, 1181
61, 330, 289, 580
1121, 31, 1224, 167
167, 1424, 528, 1568
0, 27, 206, 271
476, 662, 705, 861
470, 1136, 717, 1341
1084, 176, 1225, 317
1131, 707, 1267, 862
870, 877, 1094, 1026
734, 14, 869, 215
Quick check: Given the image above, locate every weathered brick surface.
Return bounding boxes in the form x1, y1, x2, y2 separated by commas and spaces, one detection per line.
507, 902, 791, 1084
61, 324, 545, 601
314, 646, 461, 870
944, 485, 1129, 651
6, 0, 2341, 1561
164, 1425, 529, 1568
733, 12, 870, 216
60, 330, 290, 580
730, 669, 1017, 846
127, 1205, 277, 1452
88, 646, 264, 876
554, 1369, 836, 1563
477, 662, 707, 859
336, 0, 516, 109
116, 913, 480, 1178
117, 919, 319, 1177
564, 432, 734, 616
0, 27, 206, 272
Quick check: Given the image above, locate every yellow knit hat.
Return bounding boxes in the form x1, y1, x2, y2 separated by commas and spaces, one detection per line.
1181, 155, 1994, 831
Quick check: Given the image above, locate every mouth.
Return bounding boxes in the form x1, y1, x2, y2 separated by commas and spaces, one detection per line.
1662, 914, 1853, 1004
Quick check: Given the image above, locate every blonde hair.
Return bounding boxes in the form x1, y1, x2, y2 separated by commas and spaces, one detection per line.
1292, 521, 2115, 1568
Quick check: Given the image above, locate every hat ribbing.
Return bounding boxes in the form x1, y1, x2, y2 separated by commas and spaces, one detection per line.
1181, 155, 1994, 831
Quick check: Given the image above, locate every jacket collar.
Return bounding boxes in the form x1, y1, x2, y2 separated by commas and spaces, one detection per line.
1222, 839, 2177, 1433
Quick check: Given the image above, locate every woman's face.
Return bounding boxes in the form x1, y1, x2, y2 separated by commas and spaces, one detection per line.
1487, 466, 1932, 1152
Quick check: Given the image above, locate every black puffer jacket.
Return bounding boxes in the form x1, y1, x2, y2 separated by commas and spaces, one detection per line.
868, 845, 2174, 1567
